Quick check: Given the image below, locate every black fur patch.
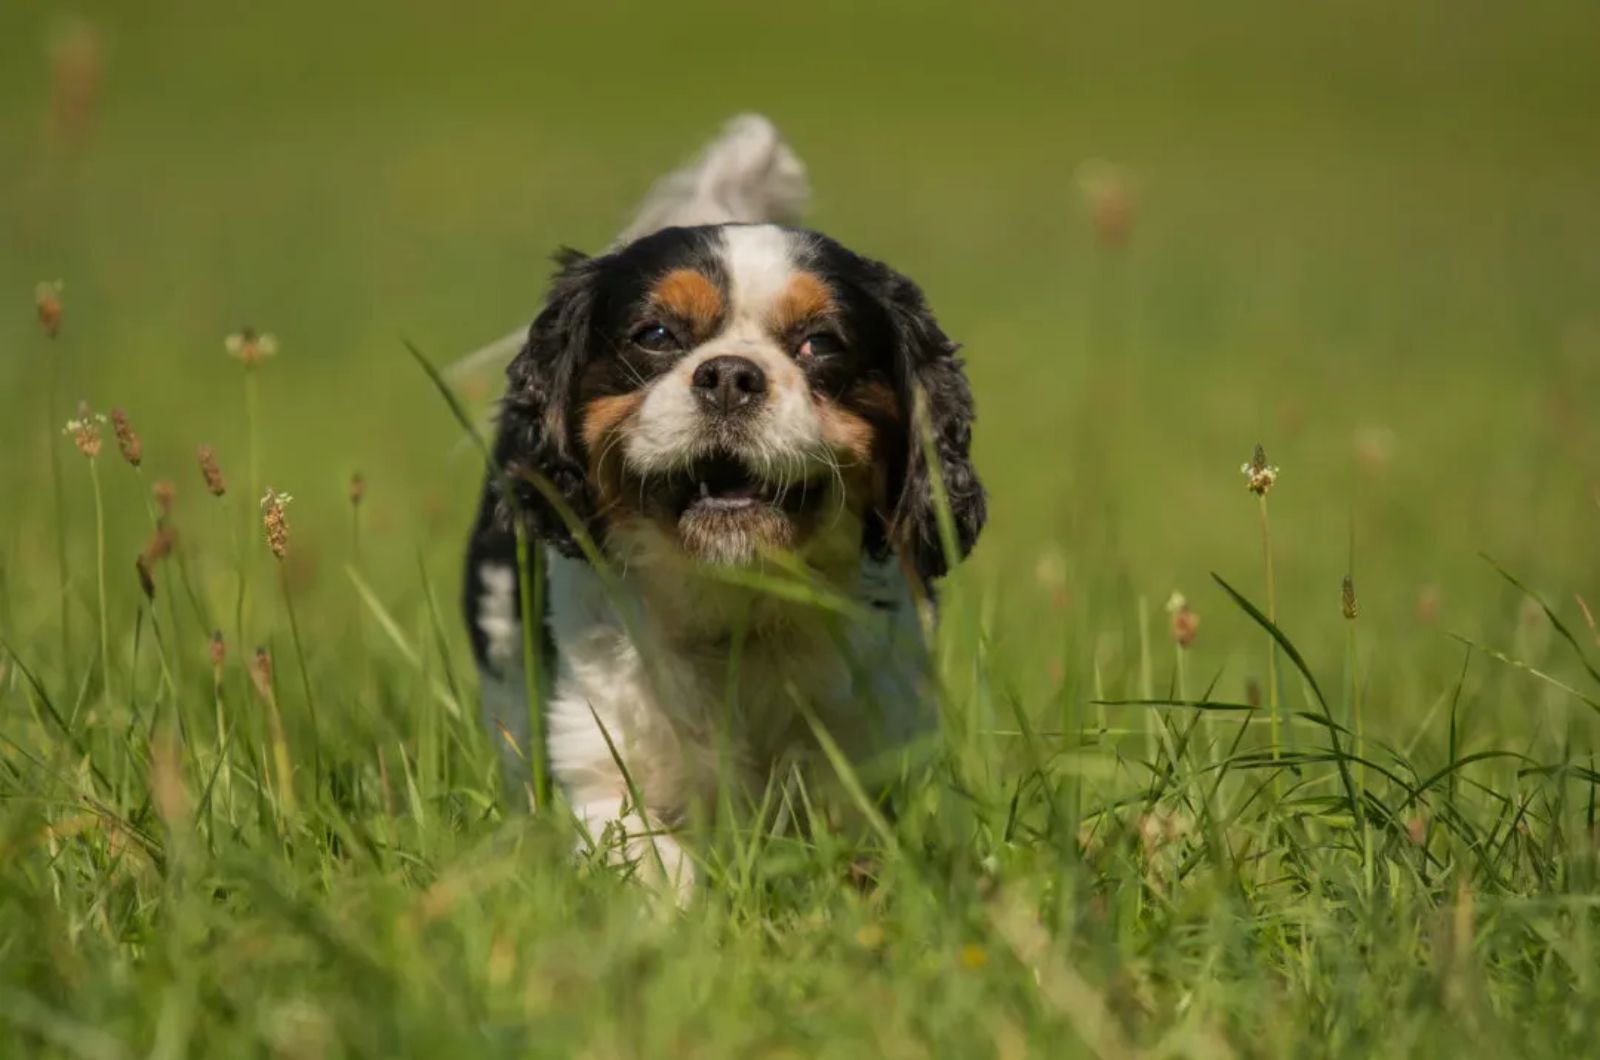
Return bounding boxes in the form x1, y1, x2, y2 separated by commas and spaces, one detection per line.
805, 236, 987, 582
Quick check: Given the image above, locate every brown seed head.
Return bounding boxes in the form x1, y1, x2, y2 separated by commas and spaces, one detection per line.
1245, 677, 1263, 709
209, 629, 226, 674
64, 401, 104, 459
349, 471, 366, 507
1165, 591, 1199, 649
47, 20, 102, 150
1417, 585, 1441, 624
110, 407, 143, 467
1353, 425, 1395, 477
1076, 159, 1134, 251
1405, 815, 1428, 847
225, 327, 279, 368
249, 647, 274, 702
1342, 575, 1358, 620
197, 445, 226, 497
152, 479, 177, 516
35, 281, 64, 338
261, 488, 292, 560
1241, 444, 1279, 496
141, 523, 176, 565
134, 524, 176, 601
1033, 550, 1070, 610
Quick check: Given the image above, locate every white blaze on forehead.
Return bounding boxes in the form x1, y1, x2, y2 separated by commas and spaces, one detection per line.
720, 224, 801, 322
624, 223, 827, 480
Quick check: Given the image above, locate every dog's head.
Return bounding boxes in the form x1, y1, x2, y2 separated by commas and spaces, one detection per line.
493, 224, 984, 582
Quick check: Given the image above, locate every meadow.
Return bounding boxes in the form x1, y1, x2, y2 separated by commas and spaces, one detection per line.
3, 1, 1600, 1055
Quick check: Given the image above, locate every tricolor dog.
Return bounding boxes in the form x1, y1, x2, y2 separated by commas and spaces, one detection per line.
464, 116, 985, 890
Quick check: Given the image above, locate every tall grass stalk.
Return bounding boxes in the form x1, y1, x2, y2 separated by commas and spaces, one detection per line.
227, 520, 245, 667
225, 332, 277, 654
1343, 574, 1368, 888
1259, 493, 1279, 770
252, 650, 295, 822
209, 634, 235, 826
261, 487, 318, 790
400, 335, 562, 810
37, 284, 71, 671
244, 370, 261, 519
200, 447, 244, 661
241, 373, 260, 653
279, 565, 320, 789
514, 525, 551, 810
1138, 594, 1155, 763
1346, 622, 1361, 774
350, 473, 365, 565
138, 474, 185, 688
349, 474, 375, 705
1172, 633, 1209, 778
47, 365, 70, 669
88, 455, 109, 711
1243, 445, 1282, 799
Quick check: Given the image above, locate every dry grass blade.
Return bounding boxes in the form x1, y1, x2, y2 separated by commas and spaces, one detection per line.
344, 565, 462, 718
1479, 553, 1600, 688
1447, 633, 1600, 714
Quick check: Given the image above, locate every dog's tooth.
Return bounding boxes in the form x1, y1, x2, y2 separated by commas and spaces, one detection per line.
698, 480, 709, 499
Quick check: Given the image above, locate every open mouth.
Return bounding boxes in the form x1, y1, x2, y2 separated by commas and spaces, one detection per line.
659, 450, 821, 519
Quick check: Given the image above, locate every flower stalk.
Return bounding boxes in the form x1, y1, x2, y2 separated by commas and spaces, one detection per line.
38, 282, 71, 665
262, 487, 320, 789
249, 646, 295, 820
1242, 444, 1282, 788
66, 403, 111, 707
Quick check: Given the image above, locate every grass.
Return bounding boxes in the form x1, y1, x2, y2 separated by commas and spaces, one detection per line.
3, 0, 1600, 1055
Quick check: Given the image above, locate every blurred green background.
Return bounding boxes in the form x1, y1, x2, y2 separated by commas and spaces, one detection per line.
3, 0, 1598, 710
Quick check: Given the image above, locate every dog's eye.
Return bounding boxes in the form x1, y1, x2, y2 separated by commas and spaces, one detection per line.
797, 332, 844, 359
632, 324, 682, 353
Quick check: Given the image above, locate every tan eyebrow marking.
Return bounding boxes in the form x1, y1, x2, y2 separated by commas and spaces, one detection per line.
769, 272, 836, 334
649, 268, 724, 340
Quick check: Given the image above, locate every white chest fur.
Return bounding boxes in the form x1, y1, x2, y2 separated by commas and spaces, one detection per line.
475, 546, 931, 887
544, 548, 929, 811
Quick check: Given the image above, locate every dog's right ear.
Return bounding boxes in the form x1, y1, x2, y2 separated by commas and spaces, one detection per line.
491, 249, 603, 558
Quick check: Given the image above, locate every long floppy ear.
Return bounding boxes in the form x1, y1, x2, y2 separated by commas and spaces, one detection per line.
490, 249, 603, 558
865, 260, 987, 582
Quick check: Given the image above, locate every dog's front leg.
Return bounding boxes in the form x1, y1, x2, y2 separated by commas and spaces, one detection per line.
569, 790, 695, 899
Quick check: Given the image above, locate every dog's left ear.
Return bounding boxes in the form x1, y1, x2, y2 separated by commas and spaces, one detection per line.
864, 260, 987, 582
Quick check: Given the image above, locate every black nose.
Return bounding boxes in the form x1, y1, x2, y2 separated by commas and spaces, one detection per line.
691, 355, 767, 415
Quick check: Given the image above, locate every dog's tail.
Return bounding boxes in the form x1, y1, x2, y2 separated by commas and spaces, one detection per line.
447, 115, 807, 386
614, 114, 809, 244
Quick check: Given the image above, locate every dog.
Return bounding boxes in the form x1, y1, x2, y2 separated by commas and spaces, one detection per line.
463, 115, 985, 890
